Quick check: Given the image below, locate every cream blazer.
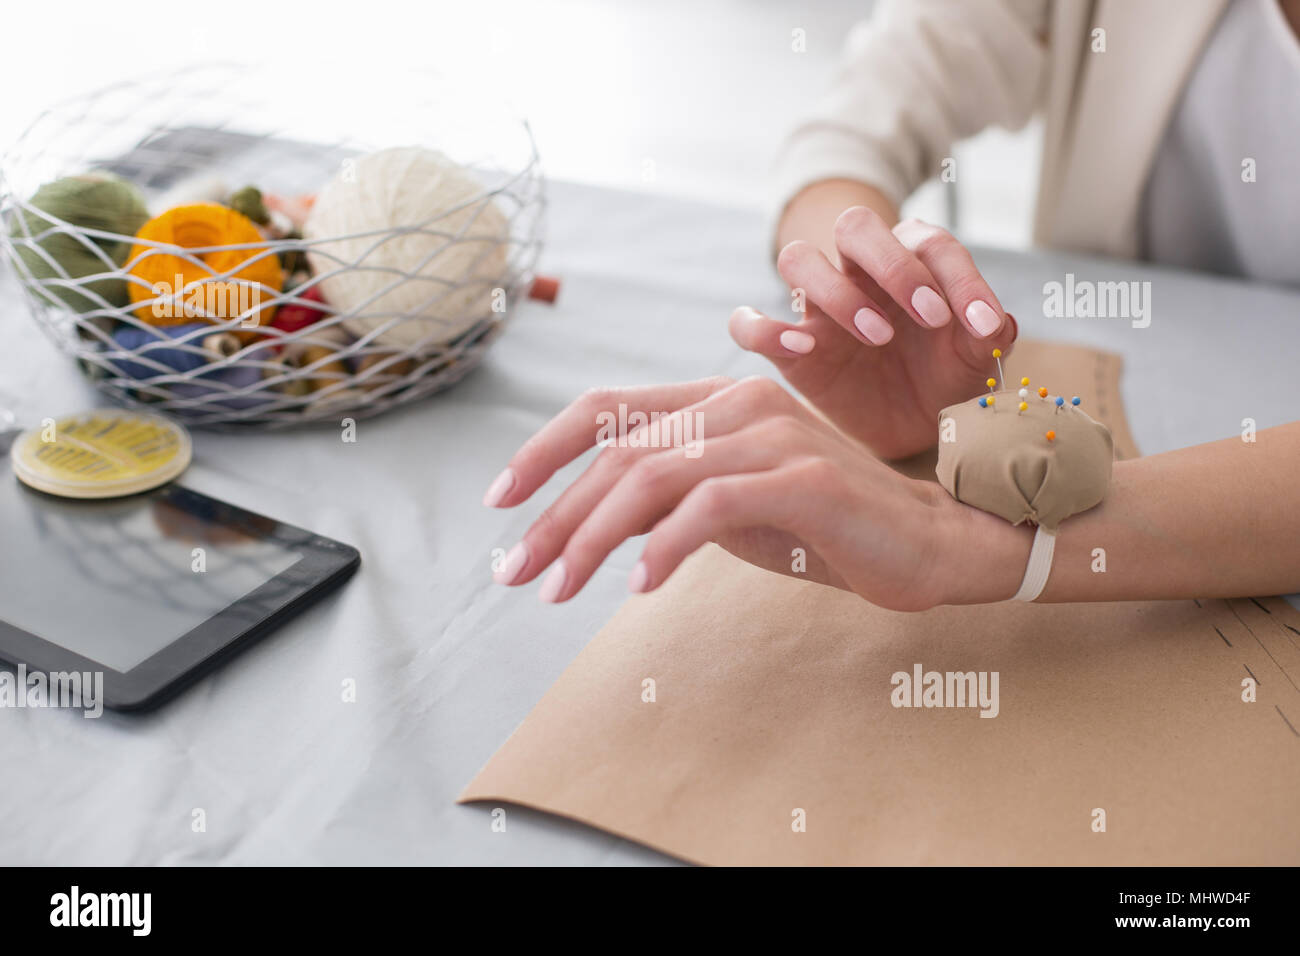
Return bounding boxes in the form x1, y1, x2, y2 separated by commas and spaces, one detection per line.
771, 0, 1231, 258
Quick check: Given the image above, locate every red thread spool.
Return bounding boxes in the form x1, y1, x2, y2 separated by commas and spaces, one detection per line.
272, 285, 329, 335
529, 275, 561, 304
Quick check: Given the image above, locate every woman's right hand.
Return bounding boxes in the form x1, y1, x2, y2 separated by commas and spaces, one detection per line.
732, 206, 1018, 460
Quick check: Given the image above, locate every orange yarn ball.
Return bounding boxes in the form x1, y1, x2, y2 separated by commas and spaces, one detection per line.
127, 203, 282, 331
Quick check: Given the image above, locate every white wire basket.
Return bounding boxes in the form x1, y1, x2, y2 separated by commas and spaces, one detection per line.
0, 64, 545, 429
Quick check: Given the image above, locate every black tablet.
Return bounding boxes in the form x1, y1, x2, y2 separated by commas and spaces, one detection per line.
0, 476, 359, 712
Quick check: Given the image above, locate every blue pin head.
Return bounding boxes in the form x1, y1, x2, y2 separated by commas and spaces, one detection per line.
978, 396, 988, 408
1071, 396, 1081, 406
1055, 396, 1064, 407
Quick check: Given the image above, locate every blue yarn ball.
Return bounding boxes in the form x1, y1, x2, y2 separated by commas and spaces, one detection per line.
111, 322, 272, 409
110, 323, 213, 379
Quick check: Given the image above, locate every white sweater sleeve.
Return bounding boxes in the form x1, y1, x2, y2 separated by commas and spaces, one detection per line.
770, 0, 1050, 231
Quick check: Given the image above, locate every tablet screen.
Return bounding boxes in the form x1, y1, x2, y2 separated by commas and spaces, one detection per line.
0, 477, 302, 673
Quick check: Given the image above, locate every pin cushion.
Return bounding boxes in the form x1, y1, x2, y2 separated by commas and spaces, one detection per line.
935, 371, 1114, 532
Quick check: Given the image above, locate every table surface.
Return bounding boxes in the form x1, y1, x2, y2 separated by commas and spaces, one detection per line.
2, 181, 1298, 865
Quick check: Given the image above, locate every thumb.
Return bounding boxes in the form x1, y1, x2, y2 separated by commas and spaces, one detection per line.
955, 308, 1018, 372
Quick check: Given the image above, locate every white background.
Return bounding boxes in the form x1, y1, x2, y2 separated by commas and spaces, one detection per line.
0, 0, 1040, 247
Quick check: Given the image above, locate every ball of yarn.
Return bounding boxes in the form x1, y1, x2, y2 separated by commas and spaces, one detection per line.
172, 362, 269, 410
271, 284, 329, 334
227, 185, 271, 225
110, 322, 216, 378
109, 320, 271, 409
7, 175, 150, 312
127, 202, 283, 332
304, 147, 509, 349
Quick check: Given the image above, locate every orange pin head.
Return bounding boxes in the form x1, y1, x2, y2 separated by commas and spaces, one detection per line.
1045, 430, 1056, 442
1038, 386, 1048, 399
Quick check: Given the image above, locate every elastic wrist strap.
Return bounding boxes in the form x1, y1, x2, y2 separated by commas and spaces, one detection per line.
1012, 525, 1056, 602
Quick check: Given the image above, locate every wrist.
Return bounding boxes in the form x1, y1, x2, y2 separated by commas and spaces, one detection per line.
932, 492, 1034, 605
775, 179, 899, 262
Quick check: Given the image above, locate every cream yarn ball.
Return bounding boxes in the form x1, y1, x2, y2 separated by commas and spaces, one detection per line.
304, 147, 509, 349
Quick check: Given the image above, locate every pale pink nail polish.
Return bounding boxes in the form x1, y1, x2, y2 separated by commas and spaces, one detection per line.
853, 307, 894, 345
538, 559, 568, 603
494, 542, 529, 585
628, 561, 650, 593
965, 300, 1003, 338
778, 329, 815, 354
482, 467, 516, 507
911, 286, 952, 327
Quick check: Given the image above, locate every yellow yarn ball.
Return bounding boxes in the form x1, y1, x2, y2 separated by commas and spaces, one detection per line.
127, 203, 282, 331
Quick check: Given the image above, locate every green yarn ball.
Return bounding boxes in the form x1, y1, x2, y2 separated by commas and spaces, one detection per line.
227, 185, 270, 225
8, 174, 150, 312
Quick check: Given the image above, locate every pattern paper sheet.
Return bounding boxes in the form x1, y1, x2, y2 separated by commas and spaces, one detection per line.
462, 342, 1300, 865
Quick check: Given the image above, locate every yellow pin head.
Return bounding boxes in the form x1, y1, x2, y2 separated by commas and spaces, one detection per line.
1018, 401, 1028, 411
986, 378, 996, 389
992, 348, 1002, 358
1020, 377, 1030, 387
987, 396, 995, 406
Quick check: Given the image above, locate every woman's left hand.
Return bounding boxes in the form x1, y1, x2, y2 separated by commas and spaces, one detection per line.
482, 375, 1019, 610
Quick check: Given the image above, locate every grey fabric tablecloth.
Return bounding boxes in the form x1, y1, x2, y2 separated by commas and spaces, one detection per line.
1, 181, 1297, 865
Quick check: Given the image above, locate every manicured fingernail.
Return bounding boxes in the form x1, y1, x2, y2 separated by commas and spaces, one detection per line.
628, 561, 650, 593
482, 467, 515, 507
494, 542, 529, 585
778, 329, 815, 354
911, 286, 951, 327
966, 300, 1003, 338
538, 559, 568, 603
853, 307, 894, 345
